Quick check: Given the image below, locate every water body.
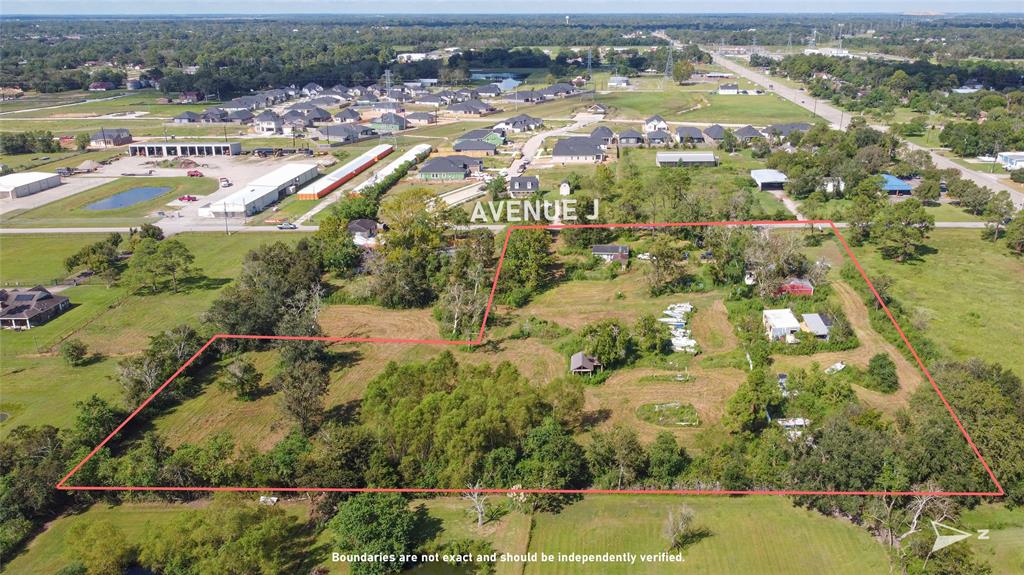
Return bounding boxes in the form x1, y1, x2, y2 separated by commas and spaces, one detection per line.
85, 186, 171, 211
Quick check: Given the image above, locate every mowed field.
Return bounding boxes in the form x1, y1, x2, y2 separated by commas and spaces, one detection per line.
0, 176, 217, 228
524, 496, 890, 575
847, 229, 1024, 377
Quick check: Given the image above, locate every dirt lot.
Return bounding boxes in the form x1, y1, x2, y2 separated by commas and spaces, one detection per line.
584, 364, 745, 446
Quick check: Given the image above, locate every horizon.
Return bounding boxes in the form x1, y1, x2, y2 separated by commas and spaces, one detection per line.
3, 3, 1023, 17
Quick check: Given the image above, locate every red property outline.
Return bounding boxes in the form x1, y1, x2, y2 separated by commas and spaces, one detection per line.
57, 220, 1005, 497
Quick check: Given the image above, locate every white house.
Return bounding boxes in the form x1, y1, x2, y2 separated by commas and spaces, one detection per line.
643, 115, 669, 133
763, 309, 800, 343
718, 83, 741, 95
996, 151, 1024, 171
608, 76, 630, 88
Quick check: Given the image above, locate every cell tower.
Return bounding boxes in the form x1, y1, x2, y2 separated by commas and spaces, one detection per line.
587, 47, 594, 100
787, 33, 793, 54
664, 45, 673, 79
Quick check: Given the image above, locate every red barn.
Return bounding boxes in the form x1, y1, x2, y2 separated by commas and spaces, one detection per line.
777, 277, 815, 297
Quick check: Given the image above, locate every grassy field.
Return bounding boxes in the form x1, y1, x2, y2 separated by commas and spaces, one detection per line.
524, 496, 890, 575
0, 176, 217, 228
679, 94, 818, 125
849, 229, 1024, 376
961, 503, 1024, 575
3, 90, 216, 119
600, 90, 703, 121
0, 90, 131, 113
0, 233, 112, 285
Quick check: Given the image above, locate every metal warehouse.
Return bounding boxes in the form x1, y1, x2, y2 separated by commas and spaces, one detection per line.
351, 143, 433, 195
128, 142, 242, 157
198, 163, 319, 218
0, 172, 62, 199
296, 144, 394, 200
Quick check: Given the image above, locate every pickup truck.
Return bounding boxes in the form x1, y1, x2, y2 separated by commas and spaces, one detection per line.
187, 170, 204, 177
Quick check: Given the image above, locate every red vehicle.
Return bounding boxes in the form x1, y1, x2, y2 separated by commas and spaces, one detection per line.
187, 170, 204, 177
177, 195, 198, 202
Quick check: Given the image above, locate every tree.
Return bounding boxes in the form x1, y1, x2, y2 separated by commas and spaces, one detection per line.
122, 238, 197, 293
60, 338, 89, 367
983, 190, 1014, 241
463, 480, 489, 527
871, 199, 934, 262
672, 60, 694, 84
69, 521, 135, 575
68, 395, 122, 448
486, 174, 507, 198
138, 494, 309, 574
633, 313, 670, 355
719, 129, 739, 153
867, 353, 899, 393
219, 357, 262, 400
648, 432, 687, 488
329, 493, 418, 575
644, 243, 689, 296
498, 228, 553, 306
723, 369, 782, 433
1005, 214, 1024, 255
663, 506, 708, 552
516, 418, 588, 512
578, 319, 632, 367
273, 360, 329, 435
587, 425, 649, 489
435, 229, 495, 339
74, 132, 91, 151
315, 212, 364, 276
912, 178, 941, 205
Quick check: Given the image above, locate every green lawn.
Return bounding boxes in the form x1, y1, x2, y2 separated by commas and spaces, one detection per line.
525, 496, 890, 575
600, 90, 703, 121
0, 176, 217, 228
924, 203, 983, 222
680, 94, 818, 125
0, 149, 123, 173
0, 90, 130, 113
0, 355, 121, 439
0, 233, 112, 285
961, 503, 1024, 575
849, 229, 1024, 376
4, 90, 218, 119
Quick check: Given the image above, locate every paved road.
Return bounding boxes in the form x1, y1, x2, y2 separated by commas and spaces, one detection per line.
707, 50, 1024, 209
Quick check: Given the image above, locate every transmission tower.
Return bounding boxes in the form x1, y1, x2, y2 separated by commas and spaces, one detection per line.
587, 47, 595, 100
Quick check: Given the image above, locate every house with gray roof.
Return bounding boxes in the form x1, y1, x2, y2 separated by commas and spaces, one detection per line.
0, 286, 71, 330
646, 130, 671, 146
452, 139, 497, 155
507, 176, 540, 198
173, 111, 201, 124
703, 124, 727, 141
448, 99, 496, 116
335, 108, 361, 123
675, 126, 704, 144
618, 129, 644, 147
494, 114, 543, 133
734, 125, 764, 142
570, 351, 603, 375
552, 137, 606, 163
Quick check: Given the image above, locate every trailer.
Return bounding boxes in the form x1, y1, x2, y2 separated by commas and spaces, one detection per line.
296, 144, 394, 200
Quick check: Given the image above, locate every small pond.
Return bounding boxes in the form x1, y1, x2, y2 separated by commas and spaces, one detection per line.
85, 186, 172, 210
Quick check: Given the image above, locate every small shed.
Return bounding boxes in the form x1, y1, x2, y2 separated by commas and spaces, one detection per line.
763, 308, 800, 342
777, 277, 815, 297
750, 169, 788, 191
570, 352, 603, 375
801, 313, 830, 340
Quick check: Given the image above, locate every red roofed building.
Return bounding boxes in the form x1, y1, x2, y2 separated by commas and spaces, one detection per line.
777, 277, 815, 297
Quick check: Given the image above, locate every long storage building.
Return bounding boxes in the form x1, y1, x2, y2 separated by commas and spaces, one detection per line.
351, 144, 433, 195
198, 163, 319, 218
296, 144, 394, 200
0, 172, 62, 199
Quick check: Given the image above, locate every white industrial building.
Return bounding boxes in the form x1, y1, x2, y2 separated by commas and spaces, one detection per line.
0, 172, 62, 199
996, 151, 1024, 171
128, 142, 242, 158
198, 163, 318, 218
655, 152, 719, 167
750, 169, 789, 191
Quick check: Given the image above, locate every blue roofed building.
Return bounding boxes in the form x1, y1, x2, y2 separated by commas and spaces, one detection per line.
880, 174, 912, 195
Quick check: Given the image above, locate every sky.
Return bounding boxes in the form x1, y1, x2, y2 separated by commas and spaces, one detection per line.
3, 1, 1023, 16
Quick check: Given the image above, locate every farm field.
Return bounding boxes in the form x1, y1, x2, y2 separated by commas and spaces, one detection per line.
524, 496, 890, 575
2, 90, 216, 119
848, 229, 1024, 377
0, 176, 217, 228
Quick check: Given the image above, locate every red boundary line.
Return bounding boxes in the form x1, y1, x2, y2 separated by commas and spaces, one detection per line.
56, 220, 1005, 497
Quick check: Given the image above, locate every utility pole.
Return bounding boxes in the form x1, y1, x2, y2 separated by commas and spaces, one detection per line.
587, 47, 595, 101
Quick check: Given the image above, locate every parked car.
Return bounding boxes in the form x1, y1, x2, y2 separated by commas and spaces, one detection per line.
277, 222, 298, 230
177, 195, 198, 202
187, 170, 204, 177
219, 177, 232, 188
